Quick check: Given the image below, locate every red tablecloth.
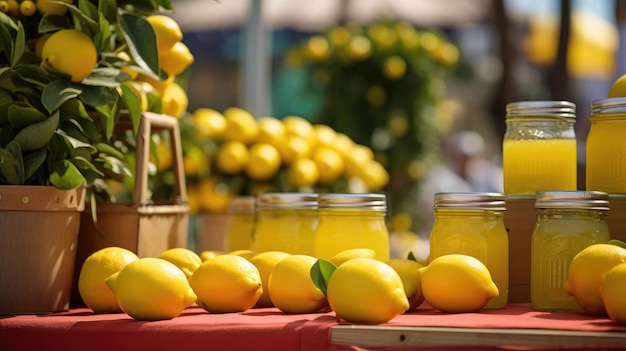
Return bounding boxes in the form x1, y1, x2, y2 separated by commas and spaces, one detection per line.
1, 304, 626, 351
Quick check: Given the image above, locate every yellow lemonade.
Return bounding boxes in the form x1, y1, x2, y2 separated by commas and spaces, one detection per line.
428, 193, 509, 309
503, 138, 577, 196
586, 114, 626, 193
226, 197, 255, 251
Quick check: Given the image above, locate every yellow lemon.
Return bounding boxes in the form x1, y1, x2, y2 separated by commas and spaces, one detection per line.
327, 132, 354, 159
278, 135, 312, 164
383, 55, 407, 80
228, 249, 256, 260
268, 254, 327, 313
327, 258, 409, 324
257, 116, 286, 149
223, 107, 259, 144
199, 250, 224, 261
386, 258, 424, 311
608, 73, 626, 98
161, 82, 188, 118
282, 115, 315, 148
105, 257, 197, 321
387, 114, 409, 137
600, 262, 626, 325
189, 254, 262, 313
197, 178, 233, 213
287, 157, 319, 188
41, 29, 97, 83
159, 41, 194, 76
19, 0, 36, 16
313, 124, 337, 150
158, 247, 203, 279
328, 26, 351, 47
4, 0, 18, 16
346, 35, 372, 61
147, 15, 183, 53
154, 138, 173, 171
366, 85, 386, 107
248, 251, 291, 307
565, 243, 626, 315
304, 35, 330, 62
36, 0, 71, 15
216, 141, 249, 174
182, 146, 209, 177
137, 73, 174, 94
344, 144, 374, 178
34, 33, 51, 58
358, 160, 389, 191
312, 146, 344, 184
419, 254, 499, 313
330, 248, 377, 267
78, 247, 138, 313
246, 142, 282, 181
193, 108, 227, 139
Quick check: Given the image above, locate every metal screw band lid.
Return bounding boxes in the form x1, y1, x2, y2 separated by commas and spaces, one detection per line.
535, 190, 609, 211
434, 192, 506, 211
589, 97, 626, 115
506, 101, 576, 120
318, 193, 386, 211
228, 196, 256, 214
256, 193, 318, 209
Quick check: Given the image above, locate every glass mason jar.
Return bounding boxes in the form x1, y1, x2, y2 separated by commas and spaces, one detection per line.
503, 101, 577, 197
428, 192, 509, 309
312, 193, 390, 261
252, 193, 318, 255
530, 191, 610, 312
587, 98, 626, 194
226, 196, 256, 252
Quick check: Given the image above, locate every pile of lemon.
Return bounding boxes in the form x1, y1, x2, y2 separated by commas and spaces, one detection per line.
179, 107, 390, 213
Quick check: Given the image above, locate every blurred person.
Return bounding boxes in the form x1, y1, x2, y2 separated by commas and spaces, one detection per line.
415, 130, 503, 260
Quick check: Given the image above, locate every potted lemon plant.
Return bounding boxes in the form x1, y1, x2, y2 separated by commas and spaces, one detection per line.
0, 0, 186, 314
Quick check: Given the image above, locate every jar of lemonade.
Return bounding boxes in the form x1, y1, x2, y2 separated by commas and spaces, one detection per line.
226, 196, 256, 252
587, 98, 626, 193
531, 191, 610, 311
252, 193, 318, 255
313, 193, 389, 261
428, 192, 509, 309
503, 101, 577, 197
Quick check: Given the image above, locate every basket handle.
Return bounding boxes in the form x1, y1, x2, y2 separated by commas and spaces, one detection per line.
134, 111, 187, 205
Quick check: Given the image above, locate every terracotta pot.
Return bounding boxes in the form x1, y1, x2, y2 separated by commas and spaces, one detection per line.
0, 185, 85, 315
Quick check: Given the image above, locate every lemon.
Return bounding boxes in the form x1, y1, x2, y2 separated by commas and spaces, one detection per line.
36, 0, 70, 15
330, 248, 377, 267
147, 15, 183, 53
105, 257, 197, 321
608, 74, 626, 98
257, 116, 286, 149
228, 249, 256, 260
248, 251, 291, 307
287, 158, 319, 188
327, 258, 409, 324
419, 254, 499, 313
313, 124, 337, 150
344, 144, 374, 178
329, 26, 351, 47
216, 141, 249, 174
346, 36, 372, 61
159, 41, 194, 76
311, 146, 344, 184
366, 85, 386, 107
189, 254, 262, 313
158, 247, 203, 279
5, 0, 17, 16
78, 247, 138, 313
200, 250, 224, 261
19, 0, 36, 16
359, 160, 389, 191
197, 178, 233, 213
245, 142, 282, 181
278, 135, 312, 164
283, 115, 316, 147
565, 243, 626, 315
223, 107, 259, 144
268, 254, 327, 313
383, 55, 407, 80
387, 258, 424, 311
193, 108, 227, 139
41, 29, 97, 83
328, 133, 354, 159
600, 262, 626, 325
161, 82, 188, 118
304, 35, 330, 62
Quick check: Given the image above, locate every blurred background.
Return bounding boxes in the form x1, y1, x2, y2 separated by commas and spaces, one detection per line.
164, 0, 624, 257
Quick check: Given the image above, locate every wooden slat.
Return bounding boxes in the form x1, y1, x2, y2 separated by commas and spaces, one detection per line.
330, 325, 626, 348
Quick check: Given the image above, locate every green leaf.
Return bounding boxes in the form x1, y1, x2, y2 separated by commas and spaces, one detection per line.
118, 13, 160, 77
608, 239, 626, 250
407, 251, 417, 261
11, 21, 25, 66
98, 0, 117, 24
119, 83, 140, 134
95, 142, 125, 159
82, 67, 129, 87
92, 104, 116, 139
97, 155, 131, 176
42, 80, 82, 113
5, 141, 24, 184
7, 103, 47, 129
0, 145, 19, 184
72, 155, 104, 177
66, 2, 99, 36
10, 108, 59, 151
79, 85, 117, 107
0, 19, 15, 65
94, 12, 112, 53
23, 148, 47, 180
310, 259, 336, 296
49, 159, 85, 189
0, 11, 18, 30
38, 14, 73, 33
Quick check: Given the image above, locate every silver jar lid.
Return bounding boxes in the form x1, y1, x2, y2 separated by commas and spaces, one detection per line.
535, 191, 609, 211
434, 192, 506, 211
228, 196, 256, 214
318, 193, 386, 211
589, 97, 626, 115
256, 192, 318, 209
506, 101, 576, 120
